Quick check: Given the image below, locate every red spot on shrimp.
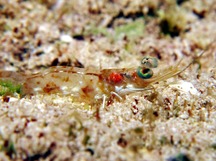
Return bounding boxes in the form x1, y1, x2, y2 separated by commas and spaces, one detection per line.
108, 72, 124, 84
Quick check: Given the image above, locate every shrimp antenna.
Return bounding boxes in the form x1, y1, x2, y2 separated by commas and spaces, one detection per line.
175, 49, 205, 75
145, 41, 215, 84
177, 39, 216, 75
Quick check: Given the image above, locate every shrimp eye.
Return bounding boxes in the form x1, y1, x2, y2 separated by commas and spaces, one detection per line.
137, 67, 153, 79
141, 57, 158, 68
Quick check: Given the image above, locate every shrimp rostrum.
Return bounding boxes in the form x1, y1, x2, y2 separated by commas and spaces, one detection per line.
0, 52, 204, 105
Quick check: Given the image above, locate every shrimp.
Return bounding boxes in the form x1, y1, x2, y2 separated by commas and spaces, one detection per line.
0, 50, 206, 106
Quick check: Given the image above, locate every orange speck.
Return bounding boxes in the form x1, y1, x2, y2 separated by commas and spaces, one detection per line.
43, 82, 60, 93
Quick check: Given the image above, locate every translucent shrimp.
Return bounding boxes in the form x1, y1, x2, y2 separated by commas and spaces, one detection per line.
0, 50, 205, 105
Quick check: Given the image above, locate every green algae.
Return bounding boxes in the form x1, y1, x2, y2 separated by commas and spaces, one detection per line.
0, 80, 22, 96
114, 18, 145, 40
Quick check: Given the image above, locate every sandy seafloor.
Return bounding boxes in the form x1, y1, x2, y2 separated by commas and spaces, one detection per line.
0, 0, 216, 161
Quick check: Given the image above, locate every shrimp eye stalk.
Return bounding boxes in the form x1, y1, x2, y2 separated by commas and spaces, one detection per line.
141, 57, 158, 68
137, 67, 153, 79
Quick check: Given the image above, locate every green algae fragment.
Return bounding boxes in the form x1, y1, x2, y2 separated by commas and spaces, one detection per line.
82, 135, 91, 145
158, 6, 187, 37
83, 18, 145, 41
134, 127, 143, 134
0, 139, 16, 158
114, 18, 145, 40
0, 80, 22, 96
211, 143, 216, 150
84, 25, 110, 37
159, 136, 169, 145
